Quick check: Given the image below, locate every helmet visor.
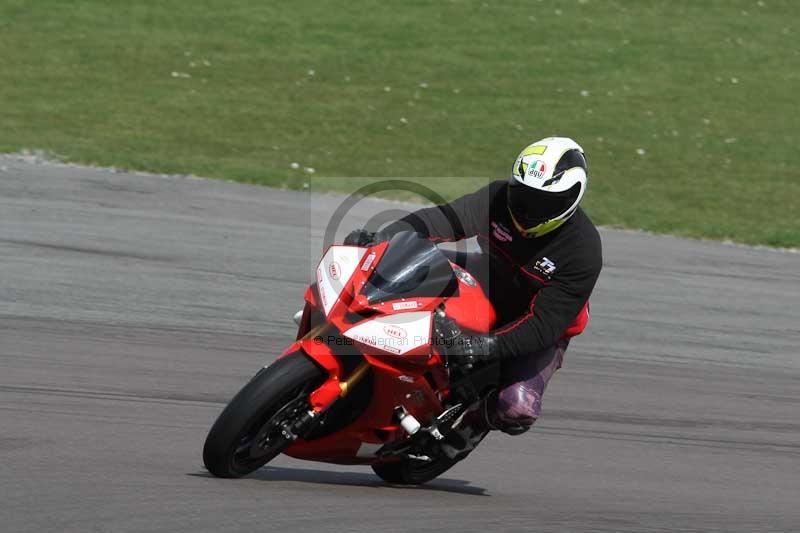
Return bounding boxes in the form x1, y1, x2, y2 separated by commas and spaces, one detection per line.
507, 179, 581, 229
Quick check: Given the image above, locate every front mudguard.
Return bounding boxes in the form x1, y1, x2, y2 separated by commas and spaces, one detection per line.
280, 338, 344, 412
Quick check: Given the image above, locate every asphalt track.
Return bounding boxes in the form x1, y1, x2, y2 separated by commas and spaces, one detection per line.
1, 154, 798, 532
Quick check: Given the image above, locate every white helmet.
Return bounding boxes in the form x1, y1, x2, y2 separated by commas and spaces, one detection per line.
508, 137, 588, 237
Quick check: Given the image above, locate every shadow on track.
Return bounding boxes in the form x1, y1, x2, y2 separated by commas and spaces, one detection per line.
190, 466, 489, 496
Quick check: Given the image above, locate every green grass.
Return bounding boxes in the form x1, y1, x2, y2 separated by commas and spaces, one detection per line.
1, 0, 798, 247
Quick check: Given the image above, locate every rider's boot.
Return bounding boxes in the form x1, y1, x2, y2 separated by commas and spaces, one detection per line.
439, 398, 495, 460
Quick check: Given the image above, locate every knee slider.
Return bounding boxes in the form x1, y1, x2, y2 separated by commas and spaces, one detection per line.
500, 420, 534, 435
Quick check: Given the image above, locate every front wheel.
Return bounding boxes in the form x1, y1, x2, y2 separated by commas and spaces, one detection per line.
203, 352, 325, 478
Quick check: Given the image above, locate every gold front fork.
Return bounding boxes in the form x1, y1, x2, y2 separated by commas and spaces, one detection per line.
300, 322, 330, 341
339, 360, 371, 397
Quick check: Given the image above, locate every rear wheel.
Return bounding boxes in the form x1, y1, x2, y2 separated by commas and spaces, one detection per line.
203, 353, 325, 478
371, 455, 462, 485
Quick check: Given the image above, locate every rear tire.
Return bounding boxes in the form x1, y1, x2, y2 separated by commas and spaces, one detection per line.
371, 455, 462, 485
203, 353, 325, 478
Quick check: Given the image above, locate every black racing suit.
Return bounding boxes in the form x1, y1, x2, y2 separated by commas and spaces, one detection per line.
382, 180, 602, 433
383, 180, 603, 358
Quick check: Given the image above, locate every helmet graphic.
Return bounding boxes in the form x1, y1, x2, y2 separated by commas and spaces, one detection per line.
507, 137, 588, 238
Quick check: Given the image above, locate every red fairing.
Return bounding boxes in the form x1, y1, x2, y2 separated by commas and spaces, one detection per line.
443, 262, 496, 333
276, 238, 499, 465
284, 353, 446, 464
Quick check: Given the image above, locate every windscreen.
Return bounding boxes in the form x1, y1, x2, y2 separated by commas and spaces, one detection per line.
361, 232, 458, 304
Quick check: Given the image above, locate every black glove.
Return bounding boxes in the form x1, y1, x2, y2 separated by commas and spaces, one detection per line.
447, 333, 500, 370
343, 228, 390, 247
433, 309, 502, 371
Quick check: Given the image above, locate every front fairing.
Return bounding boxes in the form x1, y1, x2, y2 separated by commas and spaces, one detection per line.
299, 233, 495, 354
360, 232, 458, 305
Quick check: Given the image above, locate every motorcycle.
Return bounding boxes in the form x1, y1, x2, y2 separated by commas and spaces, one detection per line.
202, 231, 506, 484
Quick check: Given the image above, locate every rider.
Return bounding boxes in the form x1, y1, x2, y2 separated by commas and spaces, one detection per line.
344, 137, 602, 453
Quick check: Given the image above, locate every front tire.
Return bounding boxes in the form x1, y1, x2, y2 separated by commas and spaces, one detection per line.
203, 352, 325, 478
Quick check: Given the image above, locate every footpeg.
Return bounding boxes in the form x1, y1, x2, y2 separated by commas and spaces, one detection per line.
433, 403, 463, 427
395, 404, 465, 441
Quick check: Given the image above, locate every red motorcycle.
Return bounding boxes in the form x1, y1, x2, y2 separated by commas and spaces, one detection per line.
203, 232, 503, 484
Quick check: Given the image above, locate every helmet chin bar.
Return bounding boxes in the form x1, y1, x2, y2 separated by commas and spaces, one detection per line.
510, 213, 568, 238
508, 193, 581, 238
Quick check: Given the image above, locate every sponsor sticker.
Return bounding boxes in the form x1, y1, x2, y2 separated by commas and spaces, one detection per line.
342, 312, 431, 356
360, 252, 377, 271
533, 256, 557, 277
383, 325, 408, 339
391, 301, 419, 311
526, 159, 547, 179
328, 261, 341, 280
351, 334, 403, 354
491, 221, 513, 242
